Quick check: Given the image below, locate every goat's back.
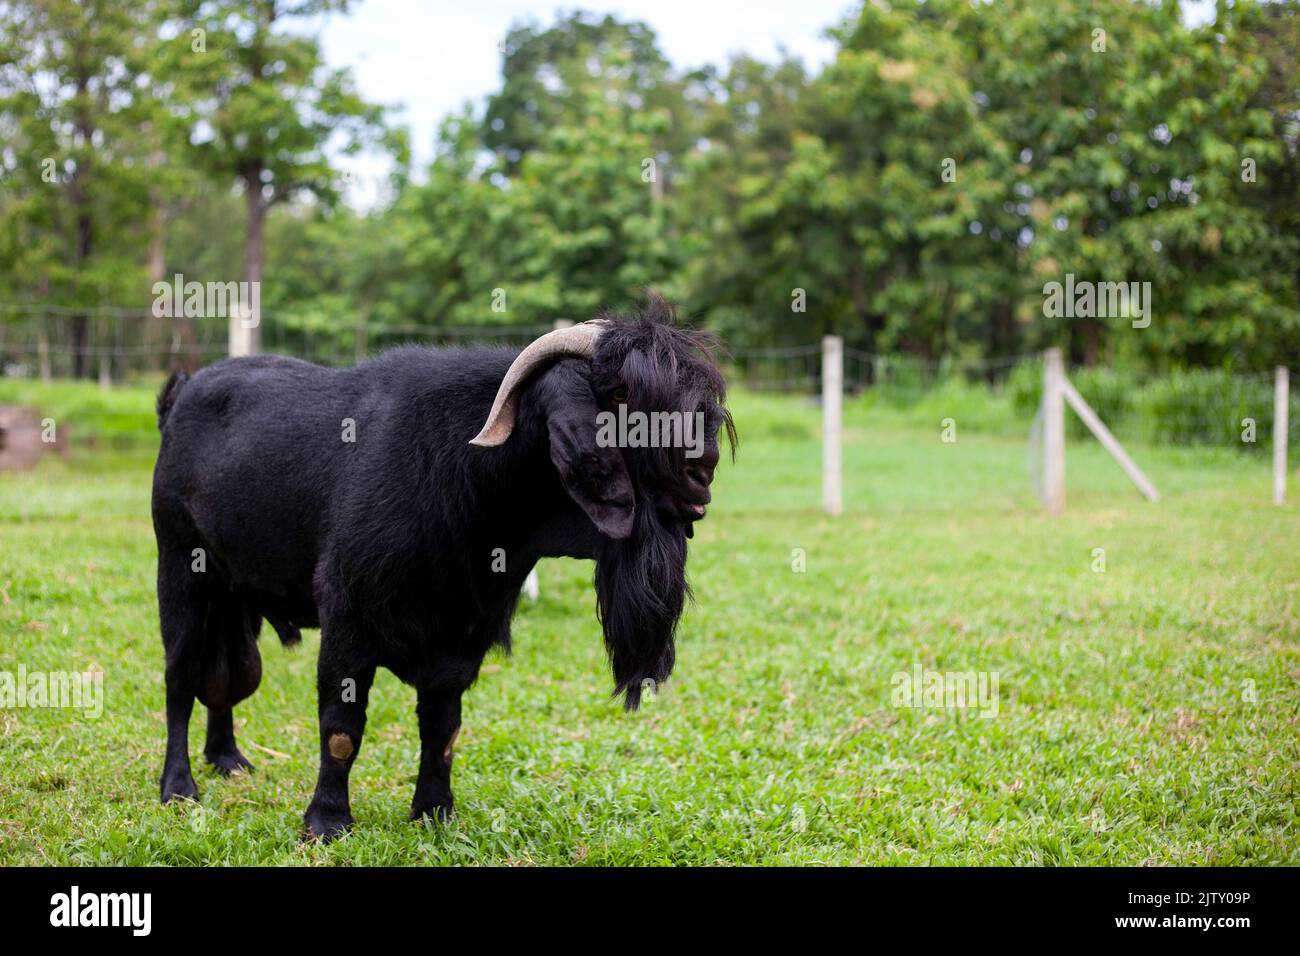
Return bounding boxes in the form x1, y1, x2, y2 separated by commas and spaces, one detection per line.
150, 346, 519, 592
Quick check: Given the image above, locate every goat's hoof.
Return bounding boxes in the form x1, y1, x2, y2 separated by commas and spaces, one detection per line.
302, 806, 353, 843
160, 770, 199, 805
204, 747, 254, 776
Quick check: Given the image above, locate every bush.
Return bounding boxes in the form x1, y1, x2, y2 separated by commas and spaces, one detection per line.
0, 378, 160, 449
1134, 369, 1280, 452
1009, 361, 1141, 439
857, 374, 1020, 435
1010, 361, 1294, 452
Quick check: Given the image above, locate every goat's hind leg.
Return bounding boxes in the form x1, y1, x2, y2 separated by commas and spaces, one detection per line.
158, 545, 204, 803
204, 708, 254, 775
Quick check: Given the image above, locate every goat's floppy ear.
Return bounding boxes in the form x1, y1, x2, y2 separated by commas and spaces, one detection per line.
547, 399, 635, 540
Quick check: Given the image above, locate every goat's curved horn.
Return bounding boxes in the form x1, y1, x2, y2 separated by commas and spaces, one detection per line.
468, 320, 608, 447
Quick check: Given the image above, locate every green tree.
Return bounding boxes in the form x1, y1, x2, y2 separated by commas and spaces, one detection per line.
680, 0, 1014, 354
675, 0, 1300, 367
485, 11, 693, 181
675, 55, 815, 346
166, 0, 391, 353
378, 13, 685, 331
975, 0, 1299, 368
0, 0, 160, 376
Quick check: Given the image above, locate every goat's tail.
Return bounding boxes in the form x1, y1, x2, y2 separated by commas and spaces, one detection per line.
156, 370, 189, 430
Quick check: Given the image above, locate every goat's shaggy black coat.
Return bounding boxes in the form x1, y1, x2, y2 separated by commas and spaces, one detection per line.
151, 300, 731, 839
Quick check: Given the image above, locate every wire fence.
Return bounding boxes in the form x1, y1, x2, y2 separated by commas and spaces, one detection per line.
722, 344, 1034, 394
723, 339, 1293, 511
1, 305, 1294, 510
0, 305, 552, 379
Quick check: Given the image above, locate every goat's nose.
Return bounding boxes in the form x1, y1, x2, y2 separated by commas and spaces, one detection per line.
686, 463, 714, 489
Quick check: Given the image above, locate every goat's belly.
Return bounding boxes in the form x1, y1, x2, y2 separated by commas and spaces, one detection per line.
252, 587, 319, 626
190, 495, 319, 584
379, 648, 484, 691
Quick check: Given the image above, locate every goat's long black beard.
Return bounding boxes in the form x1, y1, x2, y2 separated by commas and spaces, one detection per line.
594, 504, 688, 710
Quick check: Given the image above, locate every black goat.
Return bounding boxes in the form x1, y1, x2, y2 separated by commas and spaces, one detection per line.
151, 296, 733, 840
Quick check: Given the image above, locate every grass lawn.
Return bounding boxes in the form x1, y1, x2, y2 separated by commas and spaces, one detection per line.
0, 383, 1297, 864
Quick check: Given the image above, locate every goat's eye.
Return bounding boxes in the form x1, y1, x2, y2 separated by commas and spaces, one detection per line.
610, 386, 629, 405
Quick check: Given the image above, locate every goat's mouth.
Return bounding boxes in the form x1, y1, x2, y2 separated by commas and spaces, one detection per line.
657, 494, 709, 536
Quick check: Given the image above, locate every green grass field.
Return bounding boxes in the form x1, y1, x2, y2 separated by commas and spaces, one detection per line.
1, 383, 1297, 865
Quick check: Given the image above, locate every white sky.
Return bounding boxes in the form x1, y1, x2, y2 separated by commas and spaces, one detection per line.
314, 0, 1221, 205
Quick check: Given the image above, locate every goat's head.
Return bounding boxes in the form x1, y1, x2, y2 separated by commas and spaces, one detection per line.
469, 294, 735, 709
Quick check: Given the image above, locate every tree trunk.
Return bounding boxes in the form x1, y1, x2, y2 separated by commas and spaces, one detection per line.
146, 190, 167, 372
67, 185, 94, 376
69, 70, 94, 379
69, 316, 90, 378
354, 301, 371, 363
1082, 318, 1100, 367
36, 275, 52, 382
145, 141, 168, 372
233, 3, 274, 358
234, 169, 264, 356
69, 134, 94, 377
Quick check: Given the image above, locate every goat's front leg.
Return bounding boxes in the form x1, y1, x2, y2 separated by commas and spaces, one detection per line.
410, 686, 463, 824
303, 636, 376, 842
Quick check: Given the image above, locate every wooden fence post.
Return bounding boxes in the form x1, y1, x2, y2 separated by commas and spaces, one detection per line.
229, 311, 254, 357
1061, 378, 1159, 502
822, 335, 843, 517
1043, 348, 1066, 516
1275, 366, 1289, 506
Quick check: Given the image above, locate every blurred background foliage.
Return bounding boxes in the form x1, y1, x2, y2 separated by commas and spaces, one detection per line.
0, 0, 1297, 371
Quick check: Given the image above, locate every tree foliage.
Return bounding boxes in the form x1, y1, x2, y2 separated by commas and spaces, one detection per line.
1, 1, 1297, 372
